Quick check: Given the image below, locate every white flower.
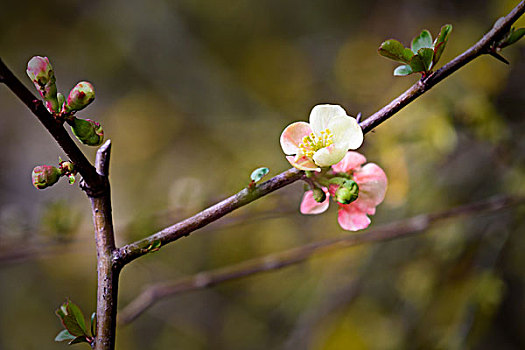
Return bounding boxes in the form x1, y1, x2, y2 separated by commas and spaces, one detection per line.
280, 104, 364, 171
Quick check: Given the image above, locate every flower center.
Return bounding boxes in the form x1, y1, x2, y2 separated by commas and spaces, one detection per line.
298, 129, 334, 158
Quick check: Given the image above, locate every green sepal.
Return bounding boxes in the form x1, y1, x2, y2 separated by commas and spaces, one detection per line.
335, 180, 359, 205
312, 187, 326, 203
433, 24, 452, 65
411, 29, 433, 54
394, 64, 413, 76
328, 177, 347, 186
378, 39, 414, 64
69, 117, 104, 146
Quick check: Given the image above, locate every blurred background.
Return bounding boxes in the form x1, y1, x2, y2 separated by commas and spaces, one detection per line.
1, 0, 524, 349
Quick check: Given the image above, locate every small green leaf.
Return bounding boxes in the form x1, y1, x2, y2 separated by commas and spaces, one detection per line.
418, 47, 434, 72
378, 39, 414, 63
502, 28, 525, 48
55, 329, 76, 342
411, 29, 433, 54
146, 240, 162, 252
433, 24, 452, 65
409, 54, 426, 73
66, 300, 87, 334
90, 313, 96, 337
62, 315, 86, 337
250, 167, 269, 183
69, 336, 89, 345
393, 64, 413, 76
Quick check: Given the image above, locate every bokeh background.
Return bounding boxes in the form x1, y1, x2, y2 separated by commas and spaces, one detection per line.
1, 0, 525, 349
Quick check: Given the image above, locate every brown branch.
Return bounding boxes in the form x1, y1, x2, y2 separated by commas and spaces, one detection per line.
119, 195, 523, 324
89, 140, 119, 350
0, 59, 104, 191
116, 1, 525, 266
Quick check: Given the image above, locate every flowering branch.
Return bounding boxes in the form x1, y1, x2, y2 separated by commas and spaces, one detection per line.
115, 1, 525, 266
119, 195, 523, 324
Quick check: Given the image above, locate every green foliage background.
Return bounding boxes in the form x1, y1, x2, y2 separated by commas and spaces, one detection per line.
0, 0, 524, 349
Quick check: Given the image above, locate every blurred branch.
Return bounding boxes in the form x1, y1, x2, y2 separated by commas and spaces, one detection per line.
116, 1, 525, 266
119, 195, 523, 324
360, 0, 525, 133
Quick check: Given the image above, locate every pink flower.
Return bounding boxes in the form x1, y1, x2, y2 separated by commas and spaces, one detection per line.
300, 151, 387, 231
280, 104, 363, 171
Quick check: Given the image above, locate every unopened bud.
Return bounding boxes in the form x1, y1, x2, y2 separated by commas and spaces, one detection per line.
335, 180, 359, 204
26, 56, 59, 113
64, 81, 95, 113
59, 161, 75, 174
32, 165, 61, 189
312, 187, 326, 203
69, 117, 104, 146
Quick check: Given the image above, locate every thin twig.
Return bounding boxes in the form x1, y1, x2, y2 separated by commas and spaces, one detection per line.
116, 1, 525, 266
118, 195, 523, 324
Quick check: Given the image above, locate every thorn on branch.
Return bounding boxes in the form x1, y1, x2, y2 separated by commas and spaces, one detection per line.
488, 50, 510, 65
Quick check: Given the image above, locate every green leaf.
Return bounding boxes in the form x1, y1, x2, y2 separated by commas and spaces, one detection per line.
409, 54, 426, 73
393, 64, 413, 76
411, 29, 433, 54
69, 336, 89, 345
433, 24, 452, 65
90, 312, 96, 337
502, 28, 525, 47
418, 47, 434, 72
62, 315, 86, 337
250, 167, 269, 182
66, 300, 87, 334
378, 39, 414, 63
55, 329, 76, 342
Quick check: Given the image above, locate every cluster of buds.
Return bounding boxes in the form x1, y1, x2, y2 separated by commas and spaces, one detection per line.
26, 56, 103, 146
31, 159, 77, 190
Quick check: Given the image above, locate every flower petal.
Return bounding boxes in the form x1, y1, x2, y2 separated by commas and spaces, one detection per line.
286, 155, 320, 171
312, 145, 347, 167
300, 189, 330, 215
328, 115, 363, 150
352, 163, 387, 214
280, 122, 313, 155
332, 151, 367, 173
309, 104, 347, 135
337, 204, 371, 231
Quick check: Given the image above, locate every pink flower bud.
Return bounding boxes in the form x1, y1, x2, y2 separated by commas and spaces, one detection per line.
26, 56, 53, 86
26, 56, 59, 113
64, 82, 95, 113
32, 165, 61, 189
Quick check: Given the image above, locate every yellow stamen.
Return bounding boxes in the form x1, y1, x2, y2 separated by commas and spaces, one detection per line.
298, 128, 334, 158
